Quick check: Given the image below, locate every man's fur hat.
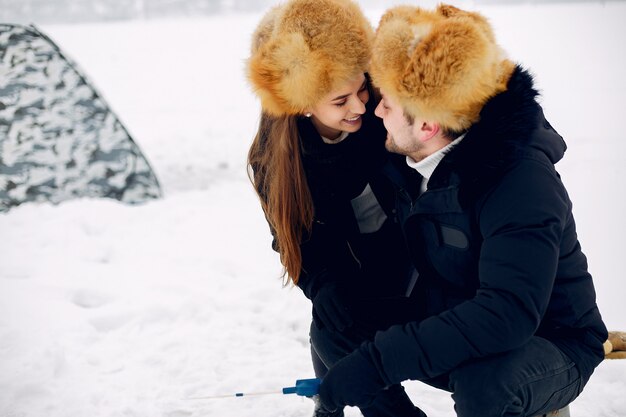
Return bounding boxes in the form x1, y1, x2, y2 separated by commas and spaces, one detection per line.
370, 4, 516, 132
247, 0, 373, 116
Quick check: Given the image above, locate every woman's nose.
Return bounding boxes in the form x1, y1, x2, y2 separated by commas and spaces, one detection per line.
350, 95, 366, 115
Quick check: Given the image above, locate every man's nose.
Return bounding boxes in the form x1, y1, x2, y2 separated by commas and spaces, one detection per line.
374, 101, 383, 118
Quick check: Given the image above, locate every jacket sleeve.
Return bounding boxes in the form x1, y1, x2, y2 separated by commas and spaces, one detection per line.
250, 163, 355, 300
251, 156, 358, 302
296, 221, 357, 299
255, 216, 357, 300
366, 160, 571, 384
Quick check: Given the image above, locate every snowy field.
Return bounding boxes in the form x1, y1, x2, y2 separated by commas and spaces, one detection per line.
1, 2, 626, 417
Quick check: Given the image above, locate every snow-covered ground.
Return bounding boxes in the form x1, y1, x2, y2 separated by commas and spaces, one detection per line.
1, 2, 626, 417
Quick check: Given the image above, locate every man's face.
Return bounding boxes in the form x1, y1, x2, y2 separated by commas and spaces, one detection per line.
374, 90, 425, 159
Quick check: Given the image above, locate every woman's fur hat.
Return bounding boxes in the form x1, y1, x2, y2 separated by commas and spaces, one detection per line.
370, 4, 516, 132
247, 0, 373, 116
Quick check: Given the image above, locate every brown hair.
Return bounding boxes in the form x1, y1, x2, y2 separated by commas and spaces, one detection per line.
404, 110, 465, 140
247, 113, 313, 285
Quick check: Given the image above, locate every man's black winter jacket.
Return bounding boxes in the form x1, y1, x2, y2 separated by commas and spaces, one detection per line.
370, 66, 607, 386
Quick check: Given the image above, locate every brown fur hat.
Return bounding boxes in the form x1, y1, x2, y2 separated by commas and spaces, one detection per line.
247, 0, 373, 116
370, 4, 516, 132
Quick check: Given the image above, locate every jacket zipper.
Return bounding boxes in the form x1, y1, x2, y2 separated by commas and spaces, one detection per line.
346, 241, 362, 269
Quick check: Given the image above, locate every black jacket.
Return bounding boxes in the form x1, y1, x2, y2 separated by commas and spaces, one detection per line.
368, 66, 607, 385
295, 100, 414, 305
255, 97, 415, 322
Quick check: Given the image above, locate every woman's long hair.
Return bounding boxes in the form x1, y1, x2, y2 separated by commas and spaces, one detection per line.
247, 113, 313, 285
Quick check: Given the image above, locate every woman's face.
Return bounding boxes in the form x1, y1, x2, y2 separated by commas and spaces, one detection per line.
307, 74, 369, 140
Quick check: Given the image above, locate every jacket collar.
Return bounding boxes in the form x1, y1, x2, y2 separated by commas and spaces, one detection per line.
386, 66, 567, 214
429, 66, 566, 193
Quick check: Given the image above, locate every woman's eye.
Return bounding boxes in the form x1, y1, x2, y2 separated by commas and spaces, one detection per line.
334, 101, 347, 107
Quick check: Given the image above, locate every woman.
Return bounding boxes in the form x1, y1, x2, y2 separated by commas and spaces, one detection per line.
246, 1, 423, 416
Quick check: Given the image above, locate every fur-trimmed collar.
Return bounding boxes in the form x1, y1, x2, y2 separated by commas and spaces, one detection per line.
429, 65, 566, 196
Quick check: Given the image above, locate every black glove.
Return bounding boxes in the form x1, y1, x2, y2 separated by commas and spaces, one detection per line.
318, 344, 387, 412
313, 282, 353, 333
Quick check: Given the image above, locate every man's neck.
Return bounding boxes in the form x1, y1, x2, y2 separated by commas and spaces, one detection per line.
406, 134, 465, 185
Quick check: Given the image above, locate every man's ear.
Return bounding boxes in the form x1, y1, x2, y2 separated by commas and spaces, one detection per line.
412, 121, 440, 142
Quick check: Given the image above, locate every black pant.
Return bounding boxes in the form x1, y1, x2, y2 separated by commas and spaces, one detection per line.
312, 321, 583, 417
310, 295, 426, 417
435, 337, 582, 417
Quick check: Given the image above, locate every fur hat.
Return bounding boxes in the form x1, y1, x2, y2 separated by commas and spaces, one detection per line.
370, 4, 516, 132
247, 0, 373, 116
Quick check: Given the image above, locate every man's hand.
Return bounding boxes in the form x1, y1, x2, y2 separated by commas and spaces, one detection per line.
318, 344, 387, 411
313, 283, 353, 332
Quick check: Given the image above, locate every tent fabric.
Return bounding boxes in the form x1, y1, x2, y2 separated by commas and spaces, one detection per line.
0, 23, 161, 213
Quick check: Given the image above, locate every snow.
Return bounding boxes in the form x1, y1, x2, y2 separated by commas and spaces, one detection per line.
1, 2, 625, 417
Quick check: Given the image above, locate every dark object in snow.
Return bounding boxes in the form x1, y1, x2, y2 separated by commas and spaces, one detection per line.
0, 23, 161, 213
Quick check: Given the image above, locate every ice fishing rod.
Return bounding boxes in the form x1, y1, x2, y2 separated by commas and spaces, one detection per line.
185, 378, 320, 400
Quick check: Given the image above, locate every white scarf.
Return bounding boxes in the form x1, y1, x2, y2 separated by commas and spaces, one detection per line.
406, 134, 465, 192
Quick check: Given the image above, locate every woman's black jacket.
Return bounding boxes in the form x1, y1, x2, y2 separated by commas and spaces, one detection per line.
294, 101, 415, 306
253, 97, 416, 326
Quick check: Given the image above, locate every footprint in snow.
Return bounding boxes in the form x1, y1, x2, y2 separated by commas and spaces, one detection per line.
164, 410, 193, 417
88, 312, 135, 332
71, 289, 112, 309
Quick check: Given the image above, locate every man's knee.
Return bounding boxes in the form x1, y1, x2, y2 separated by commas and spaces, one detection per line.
449, 357, 522, 417
448, 339, 580, 417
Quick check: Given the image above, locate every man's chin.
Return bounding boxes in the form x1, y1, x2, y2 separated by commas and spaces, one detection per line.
384, 137, 402, 155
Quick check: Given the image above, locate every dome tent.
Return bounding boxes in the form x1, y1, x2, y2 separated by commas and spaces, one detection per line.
0, 24, 161, 213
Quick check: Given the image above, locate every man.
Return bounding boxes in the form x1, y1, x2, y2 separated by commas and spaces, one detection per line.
316, 4, 607, 417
